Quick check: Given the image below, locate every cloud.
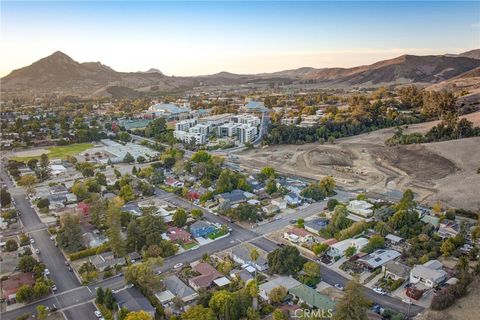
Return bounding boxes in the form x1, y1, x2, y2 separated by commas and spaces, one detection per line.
471, 22, 480, 28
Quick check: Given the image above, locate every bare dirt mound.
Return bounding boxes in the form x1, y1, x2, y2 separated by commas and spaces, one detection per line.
307, 148, 355, 167
374, 145, 458, 182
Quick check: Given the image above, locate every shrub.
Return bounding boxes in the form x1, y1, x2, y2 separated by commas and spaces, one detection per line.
69, 243, 110, 261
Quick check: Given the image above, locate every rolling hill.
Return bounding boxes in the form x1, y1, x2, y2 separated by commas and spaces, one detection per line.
1, 49, 479, 97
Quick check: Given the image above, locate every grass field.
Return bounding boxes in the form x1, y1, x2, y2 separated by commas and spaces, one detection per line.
12, 143, 94, 162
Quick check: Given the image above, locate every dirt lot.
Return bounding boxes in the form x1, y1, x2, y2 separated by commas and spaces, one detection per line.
238, 112, 480, 210
416, 279, 480, 320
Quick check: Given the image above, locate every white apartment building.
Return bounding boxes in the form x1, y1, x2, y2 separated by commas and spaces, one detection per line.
347, 200, 374, 218
281, 117, 298, 125
189, 123, 211, 135
173, 131, 206, 145
237, 124, 257, 143
217, 122, 240, 138
175, 119, 197, 132
232, 114, 261, 127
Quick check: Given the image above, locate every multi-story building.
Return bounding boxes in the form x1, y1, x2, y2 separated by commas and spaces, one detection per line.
175, 119, 197, 132
173, 131, 206, 145
189, 123, 211, 135
217, 122, 240, 138
232, 114, 260, 127
237, 124, 257, 143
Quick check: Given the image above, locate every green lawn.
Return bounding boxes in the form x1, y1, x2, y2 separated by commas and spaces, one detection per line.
12, 143, 94, 162
182, 242, 198, 250
208, 229, 228, 240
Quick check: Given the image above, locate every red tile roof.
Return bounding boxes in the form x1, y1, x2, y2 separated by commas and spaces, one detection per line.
1, 273, 35, 299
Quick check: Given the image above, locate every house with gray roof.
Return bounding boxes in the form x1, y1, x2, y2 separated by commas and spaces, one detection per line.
159, 275, 198, 303
230, 244, 268, 271
89, 251, 126, 271
115, 287, 155, 317
259, 276, 302, 301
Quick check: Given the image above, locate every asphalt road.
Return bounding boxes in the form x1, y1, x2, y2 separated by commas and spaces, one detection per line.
63, 301, 97, 320
11, 192, 80, 292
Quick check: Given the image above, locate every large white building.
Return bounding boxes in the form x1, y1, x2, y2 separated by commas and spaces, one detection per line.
237, 124, 258, 143
175, 119, 197, 132
217, 122, 240, 138
147, 103, 191, 120
347, 200, 374, 218
173, 131, 206, 145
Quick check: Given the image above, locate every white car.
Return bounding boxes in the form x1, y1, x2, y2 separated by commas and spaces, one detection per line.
44, 269, 50, 276
373, 287, 387, 295
94, 310, 102, 318
334, 284, 344, 291
51, 284, 57, 291
30, 238, 35, 244
173, 263, 184, 269
50, 236, 55, 241
35, 248, 40, 254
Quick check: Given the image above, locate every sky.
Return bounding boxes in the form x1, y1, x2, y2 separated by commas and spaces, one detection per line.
1, 1, 479, 77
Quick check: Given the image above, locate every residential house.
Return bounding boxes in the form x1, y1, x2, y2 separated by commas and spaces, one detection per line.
304, 218, 329, 234
229, 269, 254, 283
383, 261, 411, 281
115, 287, 155, 317
284, 192, 302, 206
347, 200, 374, 218
215, 189, 255, 205
189, 221, 216, 238
410, 260, 447, 288
289, 284, 336, 310
328, 237, 368, 258
48, 194, 67, 210
385, 234, 404, 245
1, 272, 35, 301
262, 204, 280, 215
284, 227, 314, 244
357, 249, 401, 270
188, 262, 223, 291
271, 198, 287, 210
165, 177, 184, 188
122, 203, 142, 216
438, 219, 460, 239
230, 245, 268, 271
259, 276, 302, 301
158, 275, 198, 303
89, 251, 126, 271
421, 215, 440, 228
165, 227, 192, 243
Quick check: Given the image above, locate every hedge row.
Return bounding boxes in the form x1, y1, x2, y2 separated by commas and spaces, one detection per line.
69, 243, 110, 261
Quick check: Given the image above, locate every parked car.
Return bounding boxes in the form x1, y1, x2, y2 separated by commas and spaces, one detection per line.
30, 238, 35, 244
44, 269, 50, 276
51, 284, 57, 291
173, 263, 184, 269
373, 287, 387, 295
35, 248, 40, 254
94, 310, 102, 318
334, 284, 344, 291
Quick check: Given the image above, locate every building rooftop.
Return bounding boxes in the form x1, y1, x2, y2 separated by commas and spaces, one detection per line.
289, 284, 336, 310
358, 249, 401, 269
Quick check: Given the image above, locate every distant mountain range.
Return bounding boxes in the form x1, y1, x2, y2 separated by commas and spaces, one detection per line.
1, 49, 479, 98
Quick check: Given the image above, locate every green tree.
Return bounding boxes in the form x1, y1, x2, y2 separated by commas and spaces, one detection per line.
173, 208, 188, 227
327, 198, 340, 211
0, 188, 12, 207
123, 152, 135, 163
96, 287, 105, 304
345, 246, 357, 258
181, 305, 216, 320
272, 309, 286, 320
5, 239, 18, 252
363, 235, 385, 253
106, 203, 125, 257
268, 286, 288, 304
265, 178, 278, 194
119, 184, 136, 202
56, 214, 84, 253
332, 277, 369, 320
104, 288, 116, 310
312, 243, 329, 256
267, 246, 306, 275
16, 285, 34, 303
18, 174, 38, 195
441, 238, 456, 256
125, 311, 152, 320
18, 255, 38, 272
36, 305, 48, 320
191, 209, 203, 219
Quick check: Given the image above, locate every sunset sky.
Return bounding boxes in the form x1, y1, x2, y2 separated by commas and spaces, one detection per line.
1, 1, 479, 77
